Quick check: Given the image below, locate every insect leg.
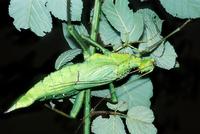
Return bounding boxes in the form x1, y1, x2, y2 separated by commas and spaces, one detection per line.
66, 0, 90, 57
108, 83, 118, 103
69, 91, 85, 118
81, 35, 111, 55
69, 71, 85, 118
67, 25, 91, 57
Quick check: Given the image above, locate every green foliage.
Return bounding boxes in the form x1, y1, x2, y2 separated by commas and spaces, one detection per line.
106, 100, 128, 112
62, 23, 89, 49
99, 14, 121, 46
160, 0, 200, 19
6, 0, 198, 133
91, 75, 154, 133
91, 106, 156, 134
55, 48, 82, 70
9, 0, 52, 36
138, 8, 177, 70
102, 0, 144, 43
92, 116, 126, 134
116, 75, 153, 108
151, 41, 178, 70
9, 0, 83, 36
126, 106, 157, 134
47, 0, 82, 21
92, 75, 153, 109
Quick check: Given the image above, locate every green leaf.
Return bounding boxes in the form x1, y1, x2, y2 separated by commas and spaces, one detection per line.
102, 0, 143, 43
74, 24, 89, 36
99, 14, 122, 46
62, 23, 88, 49
138, 8, 164, 51
116, 75, 153, 109
106, 100, 128, 112
138, 9, 177, 70
126, 106, 157, 134
62, 23, 78, 49
9, 0, 52, 36
8, 0, 83, 36
102, 0, 134, 33
92, 116, 126, 134
92, 75, 153, 109
118, 47, 133, 54
46, 0, 83, 21
55, 48, 82, 70
121, 12, 144, 43
152, 41, 177, 70
91, 89, 110, 98
160, 0, 200, 19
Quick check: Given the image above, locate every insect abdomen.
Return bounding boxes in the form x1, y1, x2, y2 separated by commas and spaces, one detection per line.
5, 61, 118, 113
5, 92, 35, 113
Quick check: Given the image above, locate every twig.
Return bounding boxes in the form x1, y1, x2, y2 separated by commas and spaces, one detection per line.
44, 104, 72, 118
90, 110, 127, 118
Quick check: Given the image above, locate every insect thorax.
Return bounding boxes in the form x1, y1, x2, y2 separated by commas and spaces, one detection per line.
116, 56, 141, 79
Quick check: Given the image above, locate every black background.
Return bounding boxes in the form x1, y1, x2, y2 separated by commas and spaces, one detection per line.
0, 0, 200, 134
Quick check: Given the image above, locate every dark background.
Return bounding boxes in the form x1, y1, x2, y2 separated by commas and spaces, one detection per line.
0, 0, 200, 134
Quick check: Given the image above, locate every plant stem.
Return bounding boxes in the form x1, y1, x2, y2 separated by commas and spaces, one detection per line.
84, 90, 91, 134
90, 0, 102, 54
84, 1, 102, 134
91, 110, 127, 118
44, 104, 72, 118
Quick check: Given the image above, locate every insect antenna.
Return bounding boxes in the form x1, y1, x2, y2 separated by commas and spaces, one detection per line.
113, 19, 191, 56
143, 19, 191, 54
113, 29, 161, 53
129, 68, 141, 75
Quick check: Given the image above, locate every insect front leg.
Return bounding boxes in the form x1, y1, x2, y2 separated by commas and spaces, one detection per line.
81, 35, 111, 55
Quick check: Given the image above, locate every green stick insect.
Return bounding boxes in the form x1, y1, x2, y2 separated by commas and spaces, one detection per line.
5, 49, 154, 113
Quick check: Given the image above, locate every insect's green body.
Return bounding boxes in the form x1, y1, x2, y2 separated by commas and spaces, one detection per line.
5, 53, 154, 113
